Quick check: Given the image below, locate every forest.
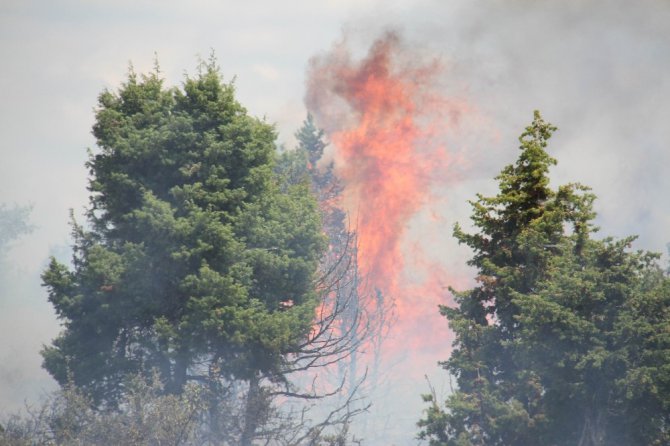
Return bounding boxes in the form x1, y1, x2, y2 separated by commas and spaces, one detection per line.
0, 55, 668, 446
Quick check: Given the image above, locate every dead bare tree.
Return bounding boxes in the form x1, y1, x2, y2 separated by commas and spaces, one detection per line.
230, 229, 374, 446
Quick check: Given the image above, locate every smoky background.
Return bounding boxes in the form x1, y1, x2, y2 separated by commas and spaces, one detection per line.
1, 0, 669, 444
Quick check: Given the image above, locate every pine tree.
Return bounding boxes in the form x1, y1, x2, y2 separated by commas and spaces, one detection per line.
41, 62, 325, 409
419, 111, 670, 445
513, 236, 670, 445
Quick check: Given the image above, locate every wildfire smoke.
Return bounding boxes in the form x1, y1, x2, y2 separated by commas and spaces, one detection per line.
306, 31, 470, 360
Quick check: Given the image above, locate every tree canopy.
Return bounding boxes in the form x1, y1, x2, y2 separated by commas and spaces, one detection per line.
419, 112, 670, 446
41, 62, 326, 406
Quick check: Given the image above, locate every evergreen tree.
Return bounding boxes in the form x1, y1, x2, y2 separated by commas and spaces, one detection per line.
419, 112, 670, 445
0, 203, 32, 253
41, 62, 325, 409
0, 203, 33, 285
513, 236, 670, 445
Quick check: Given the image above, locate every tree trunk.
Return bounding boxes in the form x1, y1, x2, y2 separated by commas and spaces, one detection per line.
240, 374, 261, 446
208, 359, 222, 441
578, 407, 606, 446
168, 350, 189, 395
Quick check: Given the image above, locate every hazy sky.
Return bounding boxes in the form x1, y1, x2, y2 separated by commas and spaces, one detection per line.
1, 0, 669, 440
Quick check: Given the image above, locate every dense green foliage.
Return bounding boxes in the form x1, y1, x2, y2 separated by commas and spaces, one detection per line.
41, 62, 325, 406
419, 112, 670, 446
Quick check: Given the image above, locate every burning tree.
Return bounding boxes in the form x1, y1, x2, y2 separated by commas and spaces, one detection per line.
279, 113, 397, 404
304, 33, 468, 441
40, 60, 369, 445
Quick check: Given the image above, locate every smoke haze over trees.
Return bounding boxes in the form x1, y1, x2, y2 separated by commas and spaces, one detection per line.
4, 100, 669, 446
2, 1, 670, 445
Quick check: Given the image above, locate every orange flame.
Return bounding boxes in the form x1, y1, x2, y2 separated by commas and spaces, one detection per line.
307, 32, 470, 361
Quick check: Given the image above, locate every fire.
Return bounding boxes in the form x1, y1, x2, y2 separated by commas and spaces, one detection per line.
306, 31, 470, 359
